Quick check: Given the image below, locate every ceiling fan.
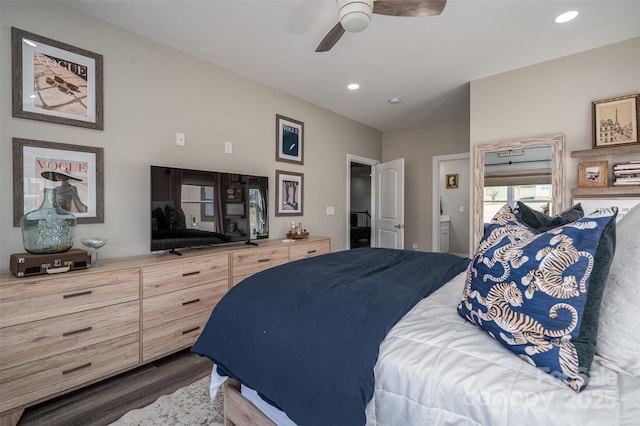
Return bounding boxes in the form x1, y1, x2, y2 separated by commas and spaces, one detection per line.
316, 0, 447, 52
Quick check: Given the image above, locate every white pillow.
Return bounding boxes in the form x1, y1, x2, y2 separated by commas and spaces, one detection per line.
596, 203, 640, 376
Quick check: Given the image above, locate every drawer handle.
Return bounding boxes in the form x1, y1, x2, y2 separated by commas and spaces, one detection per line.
182, 326, 200, 335
182, 298, 201, 306
257, 258, 271, 263
62, 362, 92, 375
63, 327, 93, 337
182, 271, 200, 277
63, 290, 92, 299
307, 250, 317, 254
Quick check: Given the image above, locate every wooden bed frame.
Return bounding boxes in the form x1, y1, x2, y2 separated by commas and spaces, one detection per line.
223, 378, 276, 426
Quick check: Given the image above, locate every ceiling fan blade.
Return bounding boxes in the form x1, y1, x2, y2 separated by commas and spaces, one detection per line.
315, 22, 346, 52
373, 0, 446, 17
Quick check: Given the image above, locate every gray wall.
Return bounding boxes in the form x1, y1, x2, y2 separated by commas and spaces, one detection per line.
382, 113, 471, 252
470, 37, 640, 243
0, 1, 382, 270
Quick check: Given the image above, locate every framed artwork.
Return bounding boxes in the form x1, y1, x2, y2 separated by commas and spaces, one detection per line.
592, 93, 639, 148
578, 160, 608, 188
11, 27, 104, 130
276, 114, 304, 165
446, 173, 459, 189
13, 138, 104, 226
276, 170, 303, 216
572, 198, 640, 222
225, 203, 245, 217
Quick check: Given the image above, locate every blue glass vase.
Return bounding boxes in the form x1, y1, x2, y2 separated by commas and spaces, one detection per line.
20, 187, 76, 254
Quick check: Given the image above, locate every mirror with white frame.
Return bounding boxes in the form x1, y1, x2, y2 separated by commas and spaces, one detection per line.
472, 135, 565, 250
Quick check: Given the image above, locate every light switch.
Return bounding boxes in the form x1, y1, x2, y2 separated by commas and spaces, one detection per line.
225, 141, 233, 154
176, 132, 185, 146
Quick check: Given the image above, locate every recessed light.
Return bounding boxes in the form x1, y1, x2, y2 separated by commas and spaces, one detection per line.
555, 10, 579, 24
347, 83, 360, 90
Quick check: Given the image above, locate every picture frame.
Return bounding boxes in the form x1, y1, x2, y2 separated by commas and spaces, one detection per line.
275, 170, 303, 216
226, 186, 242, 202
446, 173, 459, 189
225, 203, 245, 217
578, 160, 608, 188
592, 93, 639, 148
276, 114, 304, 165
13, 138, 104, 226
11, 27, 104, 130
572, 198, 640, 222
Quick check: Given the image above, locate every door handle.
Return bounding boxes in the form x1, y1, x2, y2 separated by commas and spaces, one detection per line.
393, 224, 405, 229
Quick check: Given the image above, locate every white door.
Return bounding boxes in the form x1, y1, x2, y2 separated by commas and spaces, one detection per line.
373, 158, 405, 249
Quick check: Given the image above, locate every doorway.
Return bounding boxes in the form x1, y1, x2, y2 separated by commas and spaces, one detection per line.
347, 155, 375, 249
432, 152, 471, 257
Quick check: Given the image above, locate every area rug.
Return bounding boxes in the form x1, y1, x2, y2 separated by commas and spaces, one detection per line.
110, 376, 224, 426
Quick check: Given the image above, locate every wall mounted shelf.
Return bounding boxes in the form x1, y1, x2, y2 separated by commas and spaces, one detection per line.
571, 145, 640, 158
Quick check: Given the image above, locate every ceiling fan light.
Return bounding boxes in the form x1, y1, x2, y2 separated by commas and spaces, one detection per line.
338, 0, 374, 33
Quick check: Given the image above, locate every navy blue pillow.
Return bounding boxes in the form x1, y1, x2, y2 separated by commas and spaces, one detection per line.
459, 204, 617, 392
514, 201, 584, 232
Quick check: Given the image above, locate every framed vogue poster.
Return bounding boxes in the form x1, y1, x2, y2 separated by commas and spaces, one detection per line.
13, 138, 104, 226
276, 170, 303, 216
12, 27, 104, 130
276, 114, 304, 165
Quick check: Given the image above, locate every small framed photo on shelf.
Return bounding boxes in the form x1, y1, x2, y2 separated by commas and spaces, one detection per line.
446, 173, 458, 189
276, 170, 303, 216
275, 114, 304, 165
578, 160, 608, 188
592, 93, 639, 148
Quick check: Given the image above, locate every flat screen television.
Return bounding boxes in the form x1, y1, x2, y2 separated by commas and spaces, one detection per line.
150, 165, 269, 252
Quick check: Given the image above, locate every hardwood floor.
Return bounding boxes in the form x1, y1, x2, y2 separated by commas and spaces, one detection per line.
18, 350, 213, 426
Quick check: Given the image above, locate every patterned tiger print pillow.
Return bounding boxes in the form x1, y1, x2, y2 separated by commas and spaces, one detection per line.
458, 204, 617, 392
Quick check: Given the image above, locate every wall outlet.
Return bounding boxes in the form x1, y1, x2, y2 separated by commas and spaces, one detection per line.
326, 206, 335, 216
225, 141, 233, 154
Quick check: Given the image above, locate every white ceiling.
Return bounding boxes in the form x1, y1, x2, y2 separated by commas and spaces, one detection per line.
61, 0, 640, 132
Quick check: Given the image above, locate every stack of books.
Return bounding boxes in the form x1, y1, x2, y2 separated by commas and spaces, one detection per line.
613, 161, 640, 186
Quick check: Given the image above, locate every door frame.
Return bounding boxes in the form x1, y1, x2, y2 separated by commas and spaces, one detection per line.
346, 154, 378, 248
432, 152, 470, 254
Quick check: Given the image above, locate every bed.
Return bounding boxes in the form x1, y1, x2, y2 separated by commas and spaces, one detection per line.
192, 203, 640, 425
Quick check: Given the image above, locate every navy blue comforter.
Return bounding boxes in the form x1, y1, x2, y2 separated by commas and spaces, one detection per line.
192, 248, 470, 425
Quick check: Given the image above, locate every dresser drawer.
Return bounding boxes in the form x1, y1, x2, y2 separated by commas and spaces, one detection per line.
231, 246, 288, 279
143, 281, 226, 330
0, 301, 139, 370
142, 311, 211, 362
0, 333, 139, 413
289, 239, 331, 261
0, 269, 139, 328
142, 254, 229, 297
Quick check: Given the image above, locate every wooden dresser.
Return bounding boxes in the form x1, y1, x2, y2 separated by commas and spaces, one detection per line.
0, 236, 330, 426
